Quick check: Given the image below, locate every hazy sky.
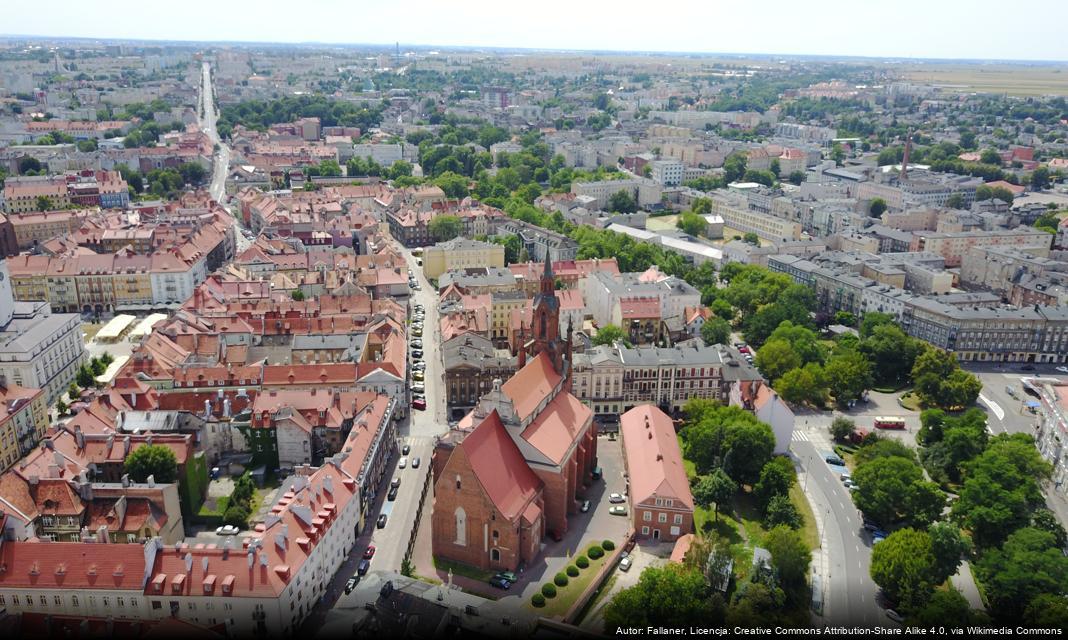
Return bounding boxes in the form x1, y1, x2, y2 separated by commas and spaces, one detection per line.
6, 0, 1068, 62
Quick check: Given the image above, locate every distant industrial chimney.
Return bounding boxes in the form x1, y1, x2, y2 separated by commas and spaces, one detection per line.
900, 130, 913, 181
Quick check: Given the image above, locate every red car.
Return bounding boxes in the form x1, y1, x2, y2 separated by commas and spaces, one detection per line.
412, 398, 427, 411
738, 346, 751, 354
363, 545, 376, 560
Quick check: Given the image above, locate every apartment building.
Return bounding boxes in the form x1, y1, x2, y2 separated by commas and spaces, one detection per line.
616, 343, 762, 414
960, 245, 1064, 295
650, 160, 684, 186
912, 228, 1052, 267
706, 192, 803, 241
0, 380, 48, 472
422, 237, 505, 279
582, 267, 700, 328
620, 404, 694, 542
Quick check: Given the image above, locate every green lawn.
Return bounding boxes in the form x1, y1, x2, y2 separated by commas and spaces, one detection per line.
432, 557, 496, 582
899, 392, 923, 411
529, 552, 609, 617
197, 495, 229, 517
789, 483, 821, 551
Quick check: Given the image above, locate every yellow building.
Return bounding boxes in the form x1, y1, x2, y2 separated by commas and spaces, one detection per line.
0, 381, 48, 473
422, 237, 505, 279
2, 180, 71, 214
8, 210, 90, 249
111, 258, 154, 309
4, 256, 50, 303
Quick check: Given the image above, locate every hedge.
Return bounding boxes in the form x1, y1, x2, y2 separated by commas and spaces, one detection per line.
566, 564, 579, 577
588, 544, 604, 559
532, 593, 546, 607
602, 540, 616, 551
576, 555, 589, 569
554, 572, 569, 587
541, 583, 557, 598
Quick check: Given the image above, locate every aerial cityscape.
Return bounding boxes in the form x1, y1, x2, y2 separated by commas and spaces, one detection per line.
1, 2, 1067, 638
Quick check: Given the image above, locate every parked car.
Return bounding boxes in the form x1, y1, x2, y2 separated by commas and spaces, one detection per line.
609, 506, 628, 516
413, 371, 425, 382
363, 545, 376, 560
387, 486, 399, 501
345, 576, 360, 594
825, 454, 846, 466
391, 477, 401, 489
412, 361, 426, 370
412, 329, 422, 337
608, 493, 625, 504
619, 554, 632, 572
591, 466, 603, 481
494, 571, 518, 584
412, 457, 421, 469
411, 350, 424, 359
215, 525, 239, 536
399, 457, 408, 469
1056, 366, 1068, 373
580, 500, 591, 513
1022, 364, 1036, 371
402, 444, 411, 455
376, 514, 388, 528
488, 576, 511, 590
357, 559, 371, 575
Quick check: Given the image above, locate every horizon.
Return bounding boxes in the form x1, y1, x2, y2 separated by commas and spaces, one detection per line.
5, 0, 1068, 63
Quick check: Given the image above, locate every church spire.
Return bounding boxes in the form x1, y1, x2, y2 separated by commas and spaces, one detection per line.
540, 254, 554, 296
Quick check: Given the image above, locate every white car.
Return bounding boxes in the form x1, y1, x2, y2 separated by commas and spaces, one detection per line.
608, 493, 626, 504
618, 555, 632, 572
215, 525, 240, 536
398, 457, 408, 469
1057, 366, 1068, 373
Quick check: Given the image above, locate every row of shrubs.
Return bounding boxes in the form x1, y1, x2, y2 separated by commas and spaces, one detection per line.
531, 540, 616, 607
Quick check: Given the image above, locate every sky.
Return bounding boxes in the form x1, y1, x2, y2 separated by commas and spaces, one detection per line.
5, 0, 1068, 62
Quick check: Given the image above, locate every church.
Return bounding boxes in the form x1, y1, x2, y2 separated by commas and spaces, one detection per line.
431, 258, 598, 571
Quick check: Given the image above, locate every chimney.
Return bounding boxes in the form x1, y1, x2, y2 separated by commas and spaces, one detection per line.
75, 425, 85, 449
44, 438, 54, 450
123, 436, 131, 456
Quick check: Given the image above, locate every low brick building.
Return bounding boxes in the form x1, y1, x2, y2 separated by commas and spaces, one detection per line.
620, 404, 694, 542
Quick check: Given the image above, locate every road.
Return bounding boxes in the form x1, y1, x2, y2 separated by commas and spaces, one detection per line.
198, 61, 230, 203
792, 429, 885, 627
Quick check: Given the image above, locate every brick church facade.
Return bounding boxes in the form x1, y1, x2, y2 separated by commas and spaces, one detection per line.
431, 258, 598, 571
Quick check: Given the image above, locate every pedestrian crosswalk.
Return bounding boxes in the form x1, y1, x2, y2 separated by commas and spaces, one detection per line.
792, 431, 810, 442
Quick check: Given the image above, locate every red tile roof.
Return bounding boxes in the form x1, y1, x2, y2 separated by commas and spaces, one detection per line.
501, 353, 561, 422
460, 410, 542, 520
520, 390, 592, 465
0, 540, 149, 590
620, 405, 694, 510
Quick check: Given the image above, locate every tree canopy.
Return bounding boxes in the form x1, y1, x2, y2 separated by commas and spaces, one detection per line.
124, 444, 178, 484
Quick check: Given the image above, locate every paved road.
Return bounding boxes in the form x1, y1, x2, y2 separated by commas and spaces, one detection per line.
198, 61, 230, 204
792, 429, 885, 627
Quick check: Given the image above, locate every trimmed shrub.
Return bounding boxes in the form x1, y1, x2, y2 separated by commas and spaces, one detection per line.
576, 555, 590, 569
541, 583, 557, 598
532, 593, 546, 607
588, 544, 604, 559
566, 564, 579, 577
602, 540, 616, 551
554, 572, 569, 587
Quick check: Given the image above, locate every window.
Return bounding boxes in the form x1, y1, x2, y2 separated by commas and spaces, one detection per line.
71, 595, 78, 607
658, 513, 667, 523
131, 598, 138, 608
641, 526, 649, 535
643, 511, 652, 522
674, 514, 683, 525
102, 596, 109, 607
54, 595, 61, 606
117, 597, 125, 608
455, 475, 461, 490
12, 596, 19, 606
0, 595, 5, 605
491, 548, 500, 562
454, 507, 467, 546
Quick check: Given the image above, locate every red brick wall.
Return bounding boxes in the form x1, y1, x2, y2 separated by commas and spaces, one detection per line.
431, 445, 535, 571
632, 503, 693, 542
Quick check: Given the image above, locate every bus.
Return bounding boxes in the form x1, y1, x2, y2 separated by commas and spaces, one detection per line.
874, 416, 906, 430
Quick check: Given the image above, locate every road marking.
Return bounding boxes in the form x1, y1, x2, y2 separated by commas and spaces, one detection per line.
792, 431, 809, 442
979, 393, 1005, 421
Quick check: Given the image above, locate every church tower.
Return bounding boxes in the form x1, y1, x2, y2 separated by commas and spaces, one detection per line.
526, 256, 571, 381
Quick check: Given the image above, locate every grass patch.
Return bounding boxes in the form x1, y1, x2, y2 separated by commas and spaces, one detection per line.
873, 384, 910, 394
81, 323, 104, 342
576, 573, 619, 624
527, 551, 608, 618
680, 436, 697, 480
433, 557, 497, 582
789, 483, 820, 552
899, 392, 923, 411
197, 495, 229, 517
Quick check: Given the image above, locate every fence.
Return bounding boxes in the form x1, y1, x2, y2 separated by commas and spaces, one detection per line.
401, 461, 434, 571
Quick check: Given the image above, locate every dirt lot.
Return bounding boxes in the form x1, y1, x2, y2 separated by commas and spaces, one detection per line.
900, 64, 1068, 96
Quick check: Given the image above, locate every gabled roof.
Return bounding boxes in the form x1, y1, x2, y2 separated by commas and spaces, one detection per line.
620, 404, 694, 510
459, 410, 542, 520
500, 352, 560, 422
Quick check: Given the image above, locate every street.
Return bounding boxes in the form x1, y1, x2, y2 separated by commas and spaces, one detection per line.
198, 61, 230, 204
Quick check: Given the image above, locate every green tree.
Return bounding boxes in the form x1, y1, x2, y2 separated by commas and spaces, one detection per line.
56, 398, 69, 416
766, 321, 825, 365
693, 469, 737, 521
775, 363, 827, 407
787, 170, 805, 186
700, 317, 732, 347
743, 232, 760, 245
124, 444, 178, 483
763, 494, 803, 529
909, 587, 976, 627
291, 290, 305, 301
592, 323, 628, 346
676, 211, 706, 236
607, 190, 638, 213
76, 364, 96, 389
980, 148, 1003, 165
869, 198, 888, 217
870, 528, 936, 609
859, 324, 922, 387
946, 193, 965, 209
853, 456, 944, 528
833, 311, 856, 326
824, 349, 874, 405
754, 339, 801, 382
829, 416, 856, 443
723, 152, 747, 183
1031, 166, 1051, 190
765, 525, 812, 601
19, 157, 43, 174
723, 422, 776, 486
976, 528, 1068, 622
35, 195, 52, 211
928, 522, 971, 585
223, 503, 250, 528
428, 215, 462, 242
604, 565, 718, 629
853, 438, 917, 467
1031, 509, 1068, 548
859, 312, 895, 338
433, 171, 469, 198
754, 457, 795, 508
1023, 594, 1068, 629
